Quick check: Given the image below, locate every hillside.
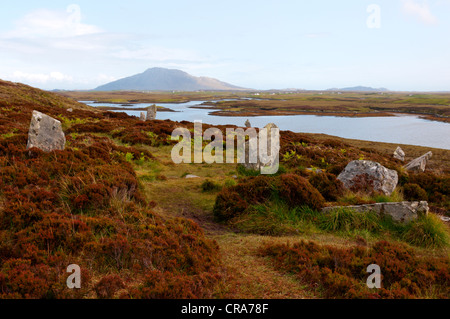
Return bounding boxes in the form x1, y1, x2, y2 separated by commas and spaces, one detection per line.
0, 81, 449, 299
94, 67, 247, 91
0, 79, 94, 112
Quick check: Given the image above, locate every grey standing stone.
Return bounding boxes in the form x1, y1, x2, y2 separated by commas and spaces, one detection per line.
263, 123, 279, 161
240, 123, 280, 173
147, 104, 157, 120
393, 146, 405, 161
245, 119, 251, 128
337, 160, 398, 196
242, 139, 260, 171
140, 112, 146, 121
404, 151, 432, 172
27, 110, 66, 152
264, 123, 278, 131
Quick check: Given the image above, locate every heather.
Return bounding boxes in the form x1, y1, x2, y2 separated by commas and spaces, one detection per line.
0, 80, 222, 298
0, 79, 449, 299
259, 240, 450, 298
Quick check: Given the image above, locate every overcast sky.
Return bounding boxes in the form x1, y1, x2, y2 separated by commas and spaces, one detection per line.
1, 0, 449, 91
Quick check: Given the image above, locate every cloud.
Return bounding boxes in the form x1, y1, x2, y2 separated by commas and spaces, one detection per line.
0, 5, 213, 89
112, 46, 204, 62
94, 74, 117, 83
304, 32, 331, 39
3, 4, 102, 39
401, 0, 438, 25
10, 71, 73, 83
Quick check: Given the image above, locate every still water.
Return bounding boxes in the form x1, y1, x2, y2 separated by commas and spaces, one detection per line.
81, 101, 450, 150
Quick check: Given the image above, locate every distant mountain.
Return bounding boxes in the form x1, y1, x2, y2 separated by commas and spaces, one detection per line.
327, 86, 389, 92
94, 68, 247, 91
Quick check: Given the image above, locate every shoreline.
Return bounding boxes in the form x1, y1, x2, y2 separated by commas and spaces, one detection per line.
87, 101, 449, 123
91, 102, 449, 123
194, 105, 450, 123
84, 102, 449, 150
95, 105, 178, 112
59, 90, 450, 124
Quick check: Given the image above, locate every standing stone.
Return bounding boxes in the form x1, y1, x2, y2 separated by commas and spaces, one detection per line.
27, 111, 66, 152
264, 123, 278, 131
146, 104, 157, 120
393, 146, 405, 161
140, 112, 146, 121
404, 151, 432, 172
241, 123, 280, 173
263, 123, 279, 170
242, 139, 260, 171
337, 160, 398, 196
245, 119, 251, 128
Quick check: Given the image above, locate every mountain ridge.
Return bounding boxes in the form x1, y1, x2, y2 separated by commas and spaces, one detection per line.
327, 86, 389, 92
94, 67, 248, 91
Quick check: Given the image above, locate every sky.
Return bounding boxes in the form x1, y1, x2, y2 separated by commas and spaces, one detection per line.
0, 0, 449, 91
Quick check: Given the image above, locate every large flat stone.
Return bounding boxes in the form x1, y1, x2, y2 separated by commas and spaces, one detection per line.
404, 152, 432, 172
322, 201, 429, 224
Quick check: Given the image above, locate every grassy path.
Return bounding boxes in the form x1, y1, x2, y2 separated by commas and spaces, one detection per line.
136, 143, 449, 299
137, 152, 317, 298
212, 234, 313, 299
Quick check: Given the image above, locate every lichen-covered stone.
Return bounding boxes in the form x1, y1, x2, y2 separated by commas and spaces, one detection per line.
146, 104, 157, 120
27, 110, 66, 152
393, 146, 405, 161
337, 160, 398, 195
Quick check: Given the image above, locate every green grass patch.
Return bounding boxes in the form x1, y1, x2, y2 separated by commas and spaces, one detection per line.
201, 180, 222, 193
230, 201, 450, 249
402, 214, 450, 248
318, 207, 381, 233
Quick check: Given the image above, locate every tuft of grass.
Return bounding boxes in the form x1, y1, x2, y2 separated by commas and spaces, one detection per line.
236, 163, 287, 177
125, 152, 134, 162
236, 164, 260, 177
180, 172, 190, 178
318, 207, 381, 233
201, 180, 221, 193
402, 214, 450, 248
372, 189, 404, 203
338, 191, 375, 205
230, 204, 298, 236
140, 174, 156, 182
224, 179, 237, 188
338, 189, 404, 205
